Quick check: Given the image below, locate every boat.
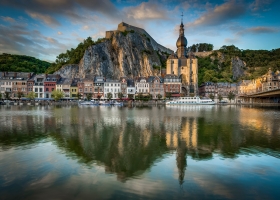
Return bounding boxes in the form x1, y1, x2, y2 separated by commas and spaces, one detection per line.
166, 97, 216, 105
79, 101, 98, 105
110, 100, 124, 106
98, 101, 110, 106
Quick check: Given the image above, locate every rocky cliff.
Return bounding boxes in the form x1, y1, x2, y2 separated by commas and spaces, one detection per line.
55, 23, 171, 79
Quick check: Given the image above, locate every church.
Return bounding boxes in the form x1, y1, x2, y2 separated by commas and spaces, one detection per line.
166, 20, 198, 96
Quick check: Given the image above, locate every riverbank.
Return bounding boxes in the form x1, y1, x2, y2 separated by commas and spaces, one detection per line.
1, 100, 280, 107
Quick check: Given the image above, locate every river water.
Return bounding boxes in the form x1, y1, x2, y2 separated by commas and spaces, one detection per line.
0, 105, 280, 199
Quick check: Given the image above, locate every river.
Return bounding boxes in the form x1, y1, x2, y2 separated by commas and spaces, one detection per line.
0, 105, 280, 199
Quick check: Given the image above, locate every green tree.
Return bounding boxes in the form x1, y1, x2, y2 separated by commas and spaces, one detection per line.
5, 91, 10, 100
218, 94, 223, 102
107, 92, 112, 100
17, 91, 23, 99
86, 93, 92, 101
128, 94, 134, 100
209, 93, 215, 101
27, 91, 36, 100
165, 92, 172, 99
0, 93, 2, 100
157, 94, 162, 100
51, 90, 64, 101
77, 92, 82, 99
227, 91, 235, 103
117, 92, 123, 100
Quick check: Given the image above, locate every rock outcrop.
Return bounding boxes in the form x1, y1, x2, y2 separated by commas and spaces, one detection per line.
55, 23, 172, 79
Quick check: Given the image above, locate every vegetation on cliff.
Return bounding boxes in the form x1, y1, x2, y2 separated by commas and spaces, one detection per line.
0, 53, 51, 73
197, 45, 280, 85
45, 37, 107, 74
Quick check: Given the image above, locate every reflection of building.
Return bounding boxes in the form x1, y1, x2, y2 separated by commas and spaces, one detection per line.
166, 20, 198, 96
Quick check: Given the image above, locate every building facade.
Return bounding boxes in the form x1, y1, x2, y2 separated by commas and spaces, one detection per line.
166, 21, 198, 96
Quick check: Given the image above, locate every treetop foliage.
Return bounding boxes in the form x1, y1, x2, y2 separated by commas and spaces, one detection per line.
45, 37, 106, 74
0, 53, 51, 73
189, 43, 214, 52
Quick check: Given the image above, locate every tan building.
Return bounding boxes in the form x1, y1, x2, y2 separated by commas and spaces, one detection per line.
166, 21, 198, 96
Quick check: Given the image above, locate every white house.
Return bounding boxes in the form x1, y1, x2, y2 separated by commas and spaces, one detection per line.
104, 79, 121, 99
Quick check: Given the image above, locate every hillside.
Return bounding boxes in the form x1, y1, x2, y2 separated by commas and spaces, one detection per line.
0, 53, 51, 73
196, 45, 280, 85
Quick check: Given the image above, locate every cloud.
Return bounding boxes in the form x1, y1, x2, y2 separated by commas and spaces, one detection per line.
186, 0, 246, 29
125, 2, 168, 20
57, 31, 62, 35
225, 26, 278, 45
26, 11, 61, 27
1, 16, 16, 23
0, 24, 72, 61
250, 0, 272, 11
82, 25, 90, 30
236, 26, 278, 36
0, 0, 121, 26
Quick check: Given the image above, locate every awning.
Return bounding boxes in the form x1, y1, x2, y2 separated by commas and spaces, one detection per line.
171, 94, 181, 97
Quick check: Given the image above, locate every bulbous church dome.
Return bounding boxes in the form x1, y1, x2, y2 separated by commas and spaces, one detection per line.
176, 23, 187, 48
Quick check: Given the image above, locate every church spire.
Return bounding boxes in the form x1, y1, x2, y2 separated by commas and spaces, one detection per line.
176, 12, 188, 58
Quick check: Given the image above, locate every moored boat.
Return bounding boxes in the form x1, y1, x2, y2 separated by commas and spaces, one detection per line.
166, 97, 216, 105
79, 101, 98, 105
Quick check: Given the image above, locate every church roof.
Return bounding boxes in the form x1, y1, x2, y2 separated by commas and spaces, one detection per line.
168, 53, 178, 59
176, 22, 188, 48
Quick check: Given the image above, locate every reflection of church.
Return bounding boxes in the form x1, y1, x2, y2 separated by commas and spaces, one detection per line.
166, 19, 198, 96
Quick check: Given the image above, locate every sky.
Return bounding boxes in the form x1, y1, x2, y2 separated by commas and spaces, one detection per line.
0, 0, 279, 62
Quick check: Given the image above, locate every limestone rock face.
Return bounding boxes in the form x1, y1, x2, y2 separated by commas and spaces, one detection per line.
232, 57, 246, 79
55, 30, 170, 79
54, 64, 79, 78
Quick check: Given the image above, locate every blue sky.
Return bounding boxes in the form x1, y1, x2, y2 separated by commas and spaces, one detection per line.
0, 0, 279, 62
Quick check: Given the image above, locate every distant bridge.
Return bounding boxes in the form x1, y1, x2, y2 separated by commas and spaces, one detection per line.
238, 88, 280, 103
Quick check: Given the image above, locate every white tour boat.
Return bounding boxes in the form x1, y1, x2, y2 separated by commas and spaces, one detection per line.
166, 97, 216, 105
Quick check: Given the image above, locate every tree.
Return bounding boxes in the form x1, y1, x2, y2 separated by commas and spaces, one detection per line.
86, 93, 92, 101
157, 94, 162, 100
77, 92, 82, 100
128, 94, 134, 100
27, 91, 36, 100
5, 91, 10, 100
51, 90, 64, 101
107, 92, 112, 100
209, 93, 215, 101
0, 93, 2, 100
218, 94, 223, 102
165, 92, 172, 99
117, 92, 123, 100
227, 91, 235, 103
17, 91, 23, 100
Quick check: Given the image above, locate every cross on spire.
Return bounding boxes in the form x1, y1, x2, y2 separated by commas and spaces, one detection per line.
181, 12, 183, 23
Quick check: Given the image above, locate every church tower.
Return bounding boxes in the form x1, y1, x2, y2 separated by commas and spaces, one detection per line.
166, 15, 199, 96
176, 22, 188, 58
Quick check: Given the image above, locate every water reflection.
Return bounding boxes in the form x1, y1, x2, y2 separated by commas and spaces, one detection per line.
0, 105, 280, 185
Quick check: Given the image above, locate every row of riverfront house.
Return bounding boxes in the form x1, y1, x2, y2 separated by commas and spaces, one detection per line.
1, 69, 280, 100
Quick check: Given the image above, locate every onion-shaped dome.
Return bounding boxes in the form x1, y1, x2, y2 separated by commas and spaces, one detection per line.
176, 35, 188, 48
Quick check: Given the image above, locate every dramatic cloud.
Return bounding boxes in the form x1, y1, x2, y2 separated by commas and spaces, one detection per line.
1, 16, 16, 23
0, 24, 71, 61
0, 0, 121, 26
125, 2, 168, 20
186, 0, 246, 28
26, 11, 61, 27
